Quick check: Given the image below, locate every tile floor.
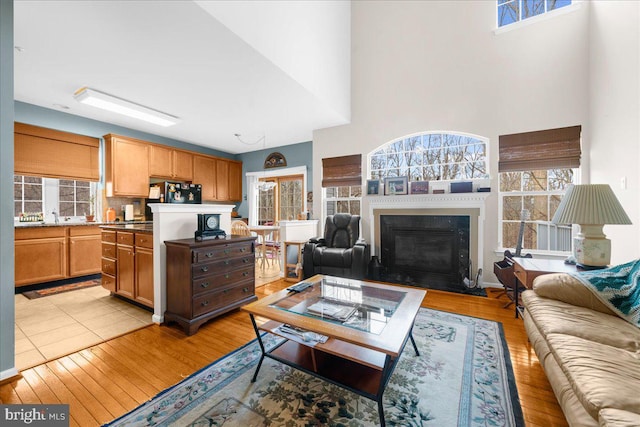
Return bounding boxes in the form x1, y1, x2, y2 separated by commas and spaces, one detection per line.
14, 261, 285, 371
14, 285, 153, 371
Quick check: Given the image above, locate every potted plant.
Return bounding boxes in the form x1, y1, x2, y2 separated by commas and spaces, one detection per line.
85, 194, 95, 222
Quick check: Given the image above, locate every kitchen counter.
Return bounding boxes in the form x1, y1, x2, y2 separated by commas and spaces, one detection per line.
15, 220, 152, 229
100, 222, 153, 233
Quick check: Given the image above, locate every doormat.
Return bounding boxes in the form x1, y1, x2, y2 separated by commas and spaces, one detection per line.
21, 279, 101, 299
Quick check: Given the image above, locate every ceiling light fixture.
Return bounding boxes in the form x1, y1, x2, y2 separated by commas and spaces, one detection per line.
234, 133, 277, 192
73, 87, 180, 127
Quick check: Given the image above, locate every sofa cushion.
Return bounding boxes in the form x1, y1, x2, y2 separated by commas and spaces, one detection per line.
599, 408, 640, 427
522, 291, 640, 352
533, 273, 616, 316
546, 333, 640, 420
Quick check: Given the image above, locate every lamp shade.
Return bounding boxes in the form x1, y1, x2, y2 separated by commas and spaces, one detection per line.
552, 184, 632, 226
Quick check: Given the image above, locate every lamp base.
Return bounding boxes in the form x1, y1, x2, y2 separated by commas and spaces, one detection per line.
576, 263, 607, 271
574, 231, 610, 269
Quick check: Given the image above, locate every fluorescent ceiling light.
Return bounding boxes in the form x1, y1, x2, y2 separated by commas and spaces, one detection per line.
74, 87, 180, 127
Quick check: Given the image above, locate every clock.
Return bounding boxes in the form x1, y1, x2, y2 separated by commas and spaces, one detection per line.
195, 214, 226, 240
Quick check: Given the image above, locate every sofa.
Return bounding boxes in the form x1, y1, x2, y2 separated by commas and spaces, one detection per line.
522, 273, 640, 427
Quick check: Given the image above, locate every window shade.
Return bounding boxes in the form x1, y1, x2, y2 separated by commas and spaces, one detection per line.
322, 154, 362, 187
14, 122, 100, 181
498, 125, 581, 172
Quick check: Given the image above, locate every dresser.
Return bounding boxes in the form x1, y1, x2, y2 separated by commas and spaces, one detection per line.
164, 235, 257, 335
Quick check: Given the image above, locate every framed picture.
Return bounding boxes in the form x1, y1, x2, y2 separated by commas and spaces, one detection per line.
410, 181, 429, 194
366, 180, 380, 195
384, 176, 408, 195
264, 152, 287, 169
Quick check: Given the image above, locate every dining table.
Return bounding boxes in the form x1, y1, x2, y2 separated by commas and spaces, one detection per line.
248, 225, 280, 269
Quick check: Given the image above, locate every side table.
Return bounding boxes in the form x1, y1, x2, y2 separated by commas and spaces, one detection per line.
283, 240, 306, 282
511, 257, 579, 318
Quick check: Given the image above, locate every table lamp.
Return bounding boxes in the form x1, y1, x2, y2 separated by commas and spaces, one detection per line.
551, 184, 632, 269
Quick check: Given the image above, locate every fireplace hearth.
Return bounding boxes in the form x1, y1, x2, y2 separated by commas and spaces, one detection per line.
380, 215, 480, 294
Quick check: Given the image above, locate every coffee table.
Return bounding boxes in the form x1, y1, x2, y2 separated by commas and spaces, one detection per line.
242, 274, 426, 426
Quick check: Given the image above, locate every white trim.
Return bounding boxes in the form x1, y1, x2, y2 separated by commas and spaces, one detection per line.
246, 165, 307, 226
494, 1, 582, 35
0, 367, 19, 382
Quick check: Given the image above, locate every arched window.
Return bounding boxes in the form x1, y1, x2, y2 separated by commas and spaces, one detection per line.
368, 132, 489, 182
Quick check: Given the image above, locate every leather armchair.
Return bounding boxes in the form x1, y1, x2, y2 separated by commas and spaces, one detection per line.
303, 213, 370, 280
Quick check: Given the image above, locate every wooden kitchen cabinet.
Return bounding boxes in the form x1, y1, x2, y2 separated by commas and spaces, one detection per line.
193, 155, 216, 201
228, 160, 242, 201
15, 225, 101, 287
101, 230, 117, 293
164, 236, 257, 335
69, 226, 101, 277
104, 134, 150, 197
134, 233, 154, 307
15, 227, 67, 287
215, 159, 229, 201
149, 145, 193, 181
116, 232, 135, 299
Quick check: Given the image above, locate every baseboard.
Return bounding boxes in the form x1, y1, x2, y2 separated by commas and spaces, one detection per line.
0, 367, 20, 384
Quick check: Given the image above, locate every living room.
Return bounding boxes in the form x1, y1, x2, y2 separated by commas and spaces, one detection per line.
1, 1, 639, 426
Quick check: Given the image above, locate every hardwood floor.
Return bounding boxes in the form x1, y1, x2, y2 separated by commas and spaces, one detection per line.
0, 280, 568, 426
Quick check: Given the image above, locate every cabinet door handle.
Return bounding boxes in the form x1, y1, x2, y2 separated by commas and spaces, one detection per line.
205, 252, 214, 258
201, 266, 209, 272
200, 282, 210, 288
201, 300, 209, 306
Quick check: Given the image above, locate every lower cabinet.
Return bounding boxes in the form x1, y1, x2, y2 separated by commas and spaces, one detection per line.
15, 225, 101, 287
101, 229, 154, 308
164, 235, 257, 335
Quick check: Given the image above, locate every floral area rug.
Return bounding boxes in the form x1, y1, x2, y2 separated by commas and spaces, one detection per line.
105, 308, 523, 427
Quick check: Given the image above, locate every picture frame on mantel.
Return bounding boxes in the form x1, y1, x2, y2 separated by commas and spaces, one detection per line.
410, 181, 429, 195
384, 176, 408, 195
367, 179, 380, 195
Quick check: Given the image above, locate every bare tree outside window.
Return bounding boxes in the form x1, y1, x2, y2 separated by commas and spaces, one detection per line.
497, 0, 572, 28
14, 175, 43, 216
325, 185, 361, 216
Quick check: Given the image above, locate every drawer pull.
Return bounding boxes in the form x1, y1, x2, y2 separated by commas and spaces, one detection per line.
242, 258, 249, 263
201, 300, 209, 306
242, 287, 249, 293
205, 252, 214, 258
224, 260, 230, 265
242, 271, 249, 277
223, 289, 230, 294
240, 247, 247, 252
225, 273, 230, 279
200, 282, 210, 288
224, 249, 231, 254
201, 266, 209, 272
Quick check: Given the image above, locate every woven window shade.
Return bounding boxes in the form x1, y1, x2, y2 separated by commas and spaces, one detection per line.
498, 125, 581, 172
321, 154, 362, 187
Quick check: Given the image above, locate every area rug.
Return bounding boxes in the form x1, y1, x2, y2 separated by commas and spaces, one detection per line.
21, 279, 100, 299
105, 308, 523, 426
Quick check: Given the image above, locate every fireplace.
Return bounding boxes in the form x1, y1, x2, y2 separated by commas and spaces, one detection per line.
380, 215, 470, 292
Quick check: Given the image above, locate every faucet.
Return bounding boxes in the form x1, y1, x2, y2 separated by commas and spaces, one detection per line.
52, 210, 59, 224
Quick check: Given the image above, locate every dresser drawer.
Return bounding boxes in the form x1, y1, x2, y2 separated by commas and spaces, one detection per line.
101, 273, 116, 292
192, 282, 255, 317
102, 257, 116, 276
193, 242, 253, 264
192, 267, 254, 295
102, 242, 116, 259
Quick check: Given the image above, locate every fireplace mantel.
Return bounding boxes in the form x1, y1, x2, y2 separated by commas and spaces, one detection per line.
367, 192, 490, 281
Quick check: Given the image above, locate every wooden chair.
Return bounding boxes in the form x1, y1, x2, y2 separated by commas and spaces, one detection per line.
264, 221, 281, 267
231, 220, 251, 236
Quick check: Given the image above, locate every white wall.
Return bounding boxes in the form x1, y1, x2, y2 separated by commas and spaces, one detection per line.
313, 0, 593, 278
588, 0, 640, 264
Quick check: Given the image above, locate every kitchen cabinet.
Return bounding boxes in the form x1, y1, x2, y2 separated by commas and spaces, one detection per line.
104, 134, 150, 197
15, 225, 102, 287
192, 155, 216, 201
215, 159, 229, 201
164, 236, 257, 335
149, 145, 193, 181
101, 228, 154, 308
228, 161, 242, 201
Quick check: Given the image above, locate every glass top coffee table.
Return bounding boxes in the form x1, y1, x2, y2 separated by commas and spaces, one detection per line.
242, 275, 426, 426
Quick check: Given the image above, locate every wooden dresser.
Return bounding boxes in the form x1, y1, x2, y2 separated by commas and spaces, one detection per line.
164, 235, 257, 335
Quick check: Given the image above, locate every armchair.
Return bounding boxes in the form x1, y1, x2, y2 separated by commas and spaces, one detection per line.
302, 213, 370, 280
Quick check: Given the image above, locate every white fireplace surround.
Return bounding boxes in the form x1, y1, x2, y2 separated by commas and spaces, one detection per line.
367, 192, 490, 283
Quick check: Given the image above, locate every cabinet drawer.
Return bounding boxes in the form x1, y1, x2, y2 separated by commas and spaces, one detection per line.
192, 282, 254, 317
102, 242, 116, 259
135, 233, 153, 249
193, 255, 253, 276
102, 257, 116, 276
101, 273, 116, 292
192, 267, 254, 295
193, 242, 253, 263
102, 231, 116, 243
117, 231, 134, 246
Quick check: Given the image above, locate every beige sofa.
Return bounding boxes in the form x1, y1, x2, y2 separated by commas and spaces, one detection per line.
522, 273, 640, 427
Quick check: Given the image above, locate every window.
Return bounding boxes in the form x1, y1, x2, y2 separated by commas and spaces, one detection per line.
369, 132, 488, 182
325, 185, 362, 216
500, 169, 575, 252
497, 0, 572, 28
257, 175, 304, 224
14, 175, 96, 220
498, 125, 581, 253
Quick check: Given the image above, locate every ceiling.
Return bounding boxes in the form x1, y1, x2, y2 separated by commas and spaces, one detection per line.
13, 1, 351, 154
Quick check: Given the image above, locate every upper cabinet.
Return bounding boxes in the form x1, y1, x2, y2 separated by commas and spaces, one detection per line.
104, 134, 150, 197
149, 145, 193, 181
14, 122, 99, 181
228, 161, 242, 201
215, 159, 229, 201
193, 155, 216, 201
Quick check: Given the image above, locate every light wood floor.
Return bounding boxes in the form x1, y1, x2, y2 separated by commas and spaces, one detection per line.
0, 280, 568, 427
